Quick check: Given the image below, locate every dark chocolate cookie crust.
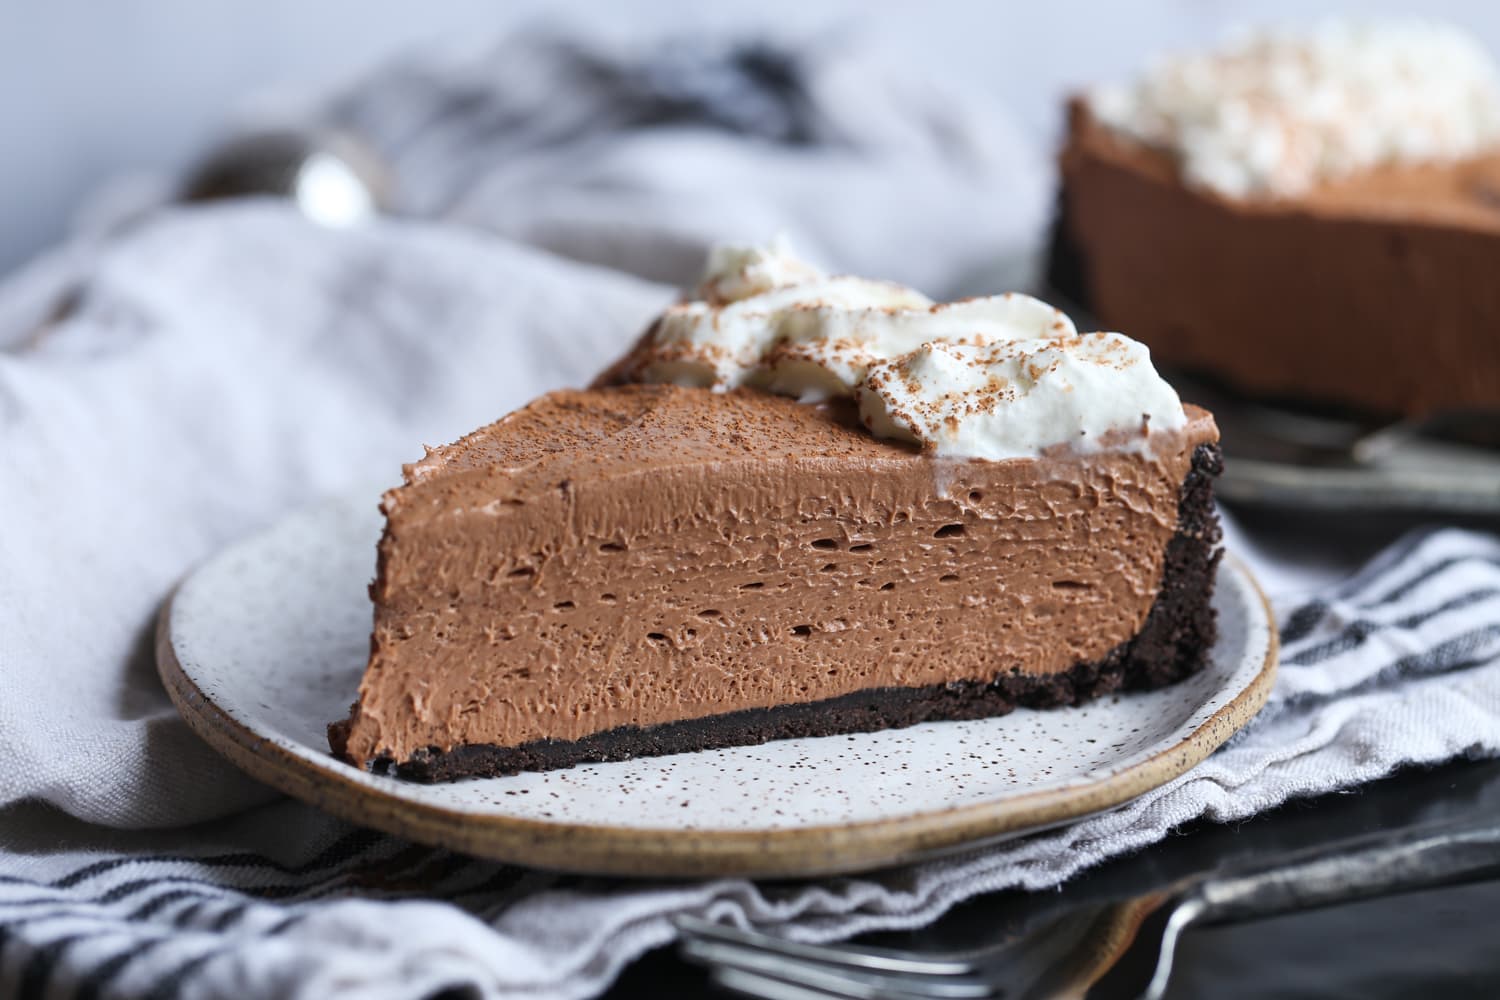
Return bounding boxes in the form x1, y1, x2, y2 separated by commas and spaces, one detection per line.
335, 444, 1224, 783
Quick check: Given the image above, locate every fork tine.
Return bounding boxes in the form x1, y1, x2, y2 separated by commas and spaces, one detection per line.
680, 936, 995, 999
672, 915, 979, 975
677, 898, 1167, 1000
711, 966, 851, 1000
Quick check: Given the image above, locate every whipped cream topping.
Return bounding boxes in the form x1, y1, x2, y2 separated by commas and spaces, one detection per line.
858, 336, 1188, 460
696, 236, 825, 304
1088, 18, 1500, 198
630, 240, 1186, 460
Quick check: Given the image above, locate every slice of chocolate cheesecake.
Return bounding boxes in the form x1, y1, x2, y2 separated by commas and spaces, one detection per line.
332, 241, 1223, 781
1050, 19, 1500, 418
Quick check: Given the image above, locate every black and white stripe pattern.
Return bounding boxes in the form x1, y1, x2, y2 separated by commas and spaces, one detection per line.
1274, 530, 1500, 704
329, 33, 843, 224
0, 817, 551, 1000
4, 528, 1499, 1000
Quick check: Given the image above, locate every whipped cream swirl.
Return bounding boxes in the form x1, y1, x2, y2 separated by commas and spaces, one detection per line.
627, 240, 1187, 460
1088, 18, 1500, 199
859, 336, 1186, 460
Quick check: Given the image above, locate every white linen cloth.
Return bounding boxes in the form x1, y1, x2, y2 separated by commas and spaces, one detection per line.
2, 30, 1499, 1000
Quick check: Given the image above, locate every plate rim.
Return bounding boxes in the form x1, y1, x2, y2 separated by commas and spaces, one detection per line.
156, 553, 1279, 879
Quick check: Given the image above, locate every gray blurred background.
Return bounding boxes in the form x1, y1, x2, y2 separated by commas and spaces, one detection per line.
6, 0, 1500, 277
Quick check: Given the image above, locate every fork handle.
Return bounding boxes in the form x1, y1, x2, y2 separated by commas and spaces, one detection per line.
1188, 817, 1500, 926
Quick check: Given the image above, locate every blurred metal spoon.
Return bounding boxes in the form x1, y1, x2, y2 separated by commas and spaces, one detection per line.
180, 128, 391, 225
16, 128, 391, 350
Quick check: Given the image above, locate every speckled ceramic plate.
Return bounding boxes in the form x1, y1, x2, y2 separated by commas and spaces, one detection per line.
157, 493, 1278, 878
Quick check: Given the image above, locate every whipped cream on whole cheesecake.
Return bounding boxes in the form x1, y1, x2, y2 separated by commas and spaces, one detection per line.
619, 238, 1187, 460
1087, 18, 1500, 198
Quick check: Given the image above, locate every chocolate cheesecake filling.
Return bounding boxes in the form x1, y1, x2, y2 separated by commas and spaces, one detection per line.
331, 384, 1220, 779
1052, 100, 1500, 417
354, 443, 1222, 783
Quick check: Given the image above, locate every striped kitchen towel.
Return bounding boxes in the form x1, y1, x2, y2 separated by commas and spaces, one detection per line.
3, 526, 1498, 1000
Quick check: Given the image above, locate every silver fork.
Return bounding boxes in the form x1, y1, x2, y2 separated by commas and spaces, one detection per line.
675, 816, 1500, 1000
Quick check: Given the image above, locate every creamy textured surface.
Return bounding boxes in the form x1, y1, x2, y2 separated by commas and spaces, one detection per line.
1088, 18, 1500, 198
336, 385, 1218, 764
695, 236, 826, 304
1057, 98, 1500, 415
859, 335, 1188, 460
607, 241, 1186, 460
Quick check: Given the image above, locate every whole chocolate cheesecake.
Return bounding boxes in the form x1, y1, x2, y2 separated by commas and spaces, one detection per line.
331, 241, 1223, 781
1051, 18, 1500, 418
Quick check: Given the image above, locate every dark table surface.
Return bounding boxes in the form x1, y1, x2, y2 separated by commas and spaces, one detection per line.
603, 755, 1500, 999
